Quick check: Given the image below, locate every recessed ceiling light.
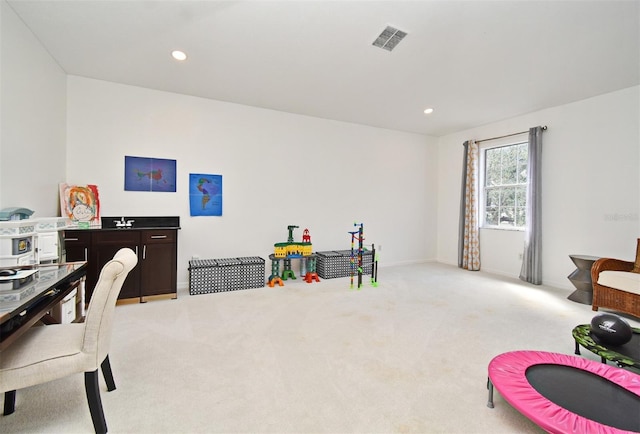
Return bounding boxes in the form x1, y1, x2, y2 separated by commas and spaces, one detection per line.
171, 50, 187, 61
424, 108, 434, 114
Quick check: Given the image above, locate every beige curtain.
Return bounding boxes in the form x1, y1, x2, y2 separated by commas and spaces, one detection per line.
459, 140, 480, 271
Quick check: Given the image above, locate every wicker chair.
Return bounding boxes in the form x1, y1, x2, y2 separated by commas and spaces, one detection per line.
591, 238, 640, 319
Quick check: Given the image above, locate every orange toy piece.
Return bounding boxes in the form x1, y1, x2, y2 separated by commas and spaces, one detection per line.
304, 272, 320, 283
268, 276, 284, 287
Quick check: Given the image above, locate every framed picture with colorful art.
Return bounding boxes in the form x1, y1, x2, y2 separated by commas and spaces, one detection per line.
124, 156, 177, 192
189, 174, 222, 216
59, 183, 100, 227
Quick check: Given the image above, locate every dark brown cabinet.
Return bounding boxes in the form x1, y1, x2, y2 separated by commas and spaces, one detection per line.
140, 230, 177, 298
91, 230, 141, 300
63, 230, 91, 262
63, 228, 178, 303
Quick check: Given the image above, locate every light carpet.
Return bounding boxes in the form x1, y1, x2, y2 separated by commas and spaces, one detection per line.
1, 262, 638, 433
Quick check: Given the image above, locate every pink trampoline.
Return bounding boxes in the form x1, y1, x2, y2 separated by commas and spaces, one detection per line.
487, 350, 640, 433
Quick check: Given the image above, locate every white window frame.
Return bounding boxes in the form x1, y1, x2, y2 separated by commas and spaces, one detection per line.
479, 139, 528, 231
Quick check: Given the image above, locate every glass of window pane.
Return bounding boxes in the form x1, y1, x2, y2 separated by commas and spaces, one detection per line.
515, 186, 526, 208
485, 207, 499, 226
502, 146, 517, 184
516, 143, 527, 183
486, 188, 500, 207
485, 148, 501, 186
502, 188, 515, 207
500, 207, 515, 226
516, 207, 526, 227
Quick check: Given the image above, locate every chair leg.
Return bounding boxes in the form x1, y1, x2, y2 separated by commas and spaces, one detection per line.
101, 355, 117, 392
3, 390, 16, 415
85, 370, 107, 434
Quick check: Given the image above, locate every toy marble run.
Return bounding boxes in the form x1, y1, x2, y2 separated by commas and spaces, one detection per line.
349, 222, 379, 289
268, 225, 319, 287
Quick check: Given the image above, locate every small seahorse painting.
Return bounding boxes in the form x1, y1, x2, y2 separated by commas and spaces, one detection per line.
124, 156, 176, 192
189, 173, 222, 216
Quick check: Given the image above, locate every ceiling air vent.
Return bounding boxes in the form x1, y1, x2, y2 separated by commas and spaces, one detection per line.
372, 26, 407, 51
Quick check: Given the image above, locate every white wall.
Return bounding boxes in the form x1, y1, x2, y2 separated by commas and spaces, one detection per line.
66, 76, 438, 289
5, 0, 637, 294
0, 0, 67, 216
437, 86, 640, 289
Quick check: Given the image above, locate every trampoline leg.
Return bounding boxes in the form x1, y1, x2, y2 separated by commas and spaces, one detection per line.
487, 378, 494, 408
601, 356, 607, 364
574, 341, 581, 355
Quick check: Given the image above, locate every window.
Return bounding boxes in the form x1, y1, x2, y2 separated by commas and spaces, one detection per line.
482, 141, 527, 229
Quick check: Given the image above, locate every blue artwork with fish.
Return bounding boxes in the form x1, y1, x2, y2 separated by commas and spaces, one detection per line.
124, 156, 176, 192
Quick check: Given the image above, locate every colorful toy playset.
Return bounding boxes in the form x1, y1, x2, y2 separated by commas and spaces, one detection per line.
348, 222, 379, 289
266, 223, 379, 289
267, 225, 319, 287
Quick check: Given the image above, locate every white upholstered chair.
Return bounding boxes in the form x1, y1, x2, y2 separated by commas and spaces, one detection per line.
0, 248, 138, 433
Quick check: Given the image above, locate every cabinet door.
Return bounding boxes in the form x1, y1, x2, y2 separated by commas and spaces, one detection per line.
37, 232, 59, 262
63, 230, 90, 262
92, 231, 141, 301
140, 229, 177, 298
63, 230, 98, 301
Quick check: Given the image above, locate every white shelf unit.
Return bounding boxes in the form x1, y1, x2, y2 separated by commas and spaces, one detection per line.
34, 217, 68, 263
0, 220, 36, 267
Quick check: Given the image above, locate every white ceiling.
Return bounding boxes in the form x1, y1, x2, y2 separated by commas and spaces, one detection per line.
7, 0, 640, 136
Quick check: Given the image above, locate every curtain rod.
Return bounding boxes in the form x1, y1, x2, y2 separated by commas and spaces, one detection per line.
476, 125, 547, 143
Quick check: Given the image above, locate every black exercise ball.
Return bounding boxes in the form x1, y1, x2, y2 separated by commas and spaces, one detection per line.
590, 313, 633, 346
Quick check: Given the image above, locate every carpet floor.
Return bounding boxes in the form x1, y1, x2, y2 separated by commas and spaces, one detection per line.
1, 261, 638, 433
